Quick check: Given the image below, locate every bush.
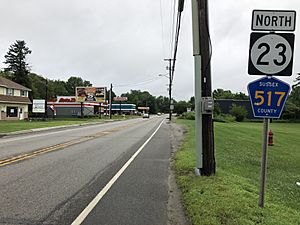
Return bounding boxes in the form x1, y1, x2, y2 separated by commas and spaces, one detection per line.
282, 101, 300, 120
213, 114, 236, 123
178, 112, 195, 120
213, 102, 221, 116
229, 104, 247, 122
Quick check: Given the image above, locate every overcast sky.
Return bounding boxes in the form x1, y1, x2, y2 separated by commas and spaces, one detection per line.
0, 0, 299, 100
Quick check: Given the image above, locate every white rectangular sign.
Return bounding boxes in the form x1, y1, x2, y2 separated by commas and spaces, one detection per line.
252, 10, 296, 31
32, 99, 46, 113
113, 97, 128, 101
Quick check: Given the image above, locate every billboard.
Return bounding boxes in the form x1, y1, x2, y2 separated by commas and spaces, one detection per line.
76, 87, 107, 102
32, 99, 45, 113
113, 96, 128, 101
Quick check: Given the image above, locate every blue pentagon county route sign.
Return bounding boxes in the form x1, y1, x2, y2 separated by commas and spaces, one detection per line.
247, 76, 290, 118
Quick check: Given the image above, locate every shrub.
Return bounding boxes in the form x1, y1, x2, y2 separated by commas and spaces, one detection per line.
282, 101, 300, 120
229, 104, 247, 122
213, 114, 236, 123
213, 102, 221, 116
178, 112, 195, 120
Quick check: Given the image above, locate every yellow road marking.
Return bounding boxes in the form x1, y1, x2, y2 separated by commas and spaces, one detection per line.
0, 120, 149, 168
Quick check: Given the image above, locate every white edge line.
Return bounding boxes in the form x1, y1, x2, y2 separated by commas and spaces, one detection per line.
70, 119, 165, 225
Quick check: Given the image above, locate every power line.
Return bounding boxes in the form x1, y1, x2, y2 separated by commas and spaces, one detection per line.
203, 5, 213, 78
113, 76, 164, 88
159, 0, 166, 57
162, 0, 185, 121
170, 0, 177, 56
170, 0, 185, 82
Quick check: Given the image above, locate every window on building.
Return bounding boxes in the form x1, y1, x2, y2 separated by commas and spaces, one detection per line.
20, 90, 27, 97
6, 107, 18, 117
6, 88, 14, 96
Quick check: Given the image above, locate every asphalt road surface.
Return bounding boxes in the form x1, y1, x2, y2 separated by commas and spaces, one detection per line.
0, 116, 174, 225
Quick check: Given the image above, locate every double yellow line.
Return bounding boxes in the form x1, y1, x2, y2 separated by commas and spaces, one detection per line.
0, 121, 142, 168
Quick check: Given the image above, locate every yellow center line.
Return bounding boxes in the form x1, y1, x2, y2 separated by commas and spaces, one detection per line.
0, 120, 147, 168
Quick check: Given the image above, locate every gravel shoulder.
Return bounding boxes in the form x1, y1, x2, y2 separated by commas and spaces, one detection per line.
168, 121, 191, 225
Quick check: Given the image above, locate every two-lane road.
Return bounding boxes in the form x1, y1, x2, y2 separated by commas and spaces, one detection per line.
0, 116, 174, 225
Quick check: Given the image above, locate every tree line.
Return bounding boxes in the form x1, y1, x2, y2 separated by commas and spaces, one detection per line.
1, 40, 299, 119
0, 40, 174, 114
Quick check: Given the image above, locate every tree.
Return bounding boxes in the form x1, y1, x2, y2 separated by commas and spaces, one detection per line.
213, 89, 234, 99
282, 86, 300, 120
282, 100, 300, 120
289, 86, 300, 106
156, 96, 169, 113
121, 90, 158, 114
230, 104, 248, 122
293, 73, 300, 88
213, 89, 248, 100
66, 76, 92, 95
4, 40, 32, 88
28, 73, 72, 99
48, 80, 69, 98
189, 96, 195, 110
0, 70, 12, 79
213, 102, 221, 116
174, 100, 190, 115
233, 92, 248, 100
29, 73, 46, 99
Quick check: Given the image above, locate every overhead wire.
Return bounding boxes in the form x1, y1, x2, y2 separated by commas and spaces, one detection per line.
113, 76, 164, 88
170, 0, 177, 56
170, 0, 185, 82
159, 0, 166, 57
201, 0, 213, 78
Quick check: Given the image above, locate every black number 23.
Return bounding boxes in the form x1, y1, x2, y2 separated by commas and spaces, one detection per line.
257, 43, 286, 66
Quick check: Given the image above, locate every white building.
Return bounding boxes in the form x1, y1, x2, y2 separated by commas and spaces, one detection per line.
0, 77, 31, 120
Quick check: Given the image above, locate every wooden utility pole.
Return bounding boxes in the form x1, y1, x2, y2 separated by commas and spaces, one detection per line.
194, 0, 215, 175
164, 58, 173, 121
80, 102, 84, 119
99, 102, 102, 119
44, 78, 48, 119
109, 83, 112, 119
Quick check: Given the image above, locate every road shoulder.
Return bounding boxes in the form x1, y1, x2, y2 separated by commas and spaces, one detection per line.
168, 121, 190, 225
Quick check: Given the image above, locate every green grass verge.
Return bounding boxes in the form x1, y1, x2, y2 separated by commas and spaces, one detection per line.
174, 119, 300, 225
0, 115, 139, 133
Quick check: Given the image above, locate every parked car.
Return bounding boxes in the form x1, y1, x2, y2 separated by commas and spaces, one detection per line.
142, 113, 150, 118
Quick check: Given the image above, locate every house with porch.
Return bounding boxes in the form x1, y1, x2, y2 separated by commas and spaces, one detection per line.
0, 76, 31, 120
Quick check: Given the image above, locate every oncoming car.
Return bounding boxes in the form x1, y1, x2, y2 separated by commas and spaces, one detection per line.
142, 113, 150, 118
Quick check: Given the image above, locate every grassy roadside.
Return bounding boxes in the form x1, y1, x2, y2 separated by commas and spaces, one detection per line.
174, 119, 300, 225
0, 115, 139, 133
